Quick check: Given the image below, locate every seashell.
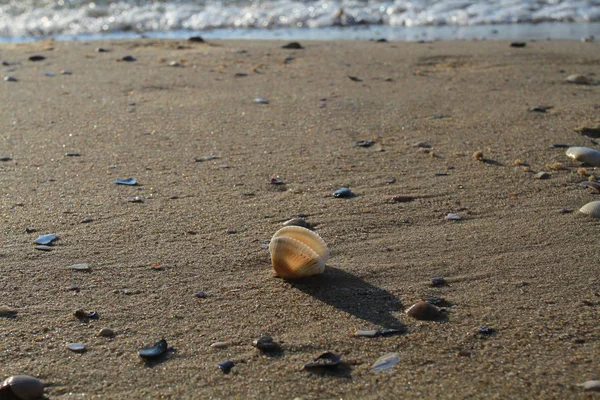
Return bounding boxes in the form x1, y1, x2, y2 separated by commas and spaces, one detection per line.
579, 201, 600, 218
282, 218, 308, 228
139, 339, 168, 360
269, 237, 325, 279
566, 147, 600, 167
271, 226, 329, 262
371, 352, 400, 373
304, 352, 341, 369
0, 375, 44, 400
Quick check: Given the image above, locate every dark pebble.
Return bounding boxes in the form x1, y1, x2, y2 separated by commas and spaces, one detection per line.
333, 187, 354, 198
81, 216, 93, 223
252, 335, 281, 352
528, 106, 551, 113
29, 55, 46, 61
188, 36, 204, 43
431, 277, 447, 287
120, 55, 136, 62
475, 326, 495, 337
304, 352, 341, 369
65, 152, 81, 157
282, 42, 303, 49
218, 360, 235, 374
270, 177, 284, 185
194, 291, 207, 298
4, 76, 17, 82
356, 140, 375, 147
551, 144, 570, 148
139, 338, 168, 359
510, 42, 526, 48
0, 156, 12, 161
348, 75, 362, 82
95, 48, 110, 52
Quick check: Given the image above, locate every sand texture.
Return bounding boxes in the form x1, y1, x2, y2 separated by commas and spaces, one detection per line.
1, 38, 599, 399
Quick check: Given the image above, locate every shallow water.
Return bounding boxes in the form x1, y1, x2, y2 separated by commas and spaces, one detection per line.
0, 0, 599, 41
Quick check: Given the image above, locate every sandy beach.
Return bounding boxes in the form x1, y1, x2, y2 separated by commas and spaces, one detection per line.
1, 38, 599, 399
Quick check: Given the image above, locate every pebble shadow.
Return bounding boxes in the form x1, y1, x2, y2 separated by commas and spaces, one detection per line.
305, 363, 353, 379
289, 267, 404, 330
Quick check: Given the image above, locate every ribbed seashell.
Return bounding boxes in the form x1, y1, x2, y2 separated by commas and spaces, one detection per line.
565, 147, 600, 167
271, 226, 329, 263
269, 226, 329, 279
579, 201, 600, 218
0, 375, 44, 400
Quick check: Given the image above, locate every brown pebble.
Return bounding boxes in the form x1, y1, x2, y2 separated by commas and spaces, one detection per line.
98, 328, 115, 337
473, 151, 483, 161
385, 195, 415, 203
405, 301, 442, 320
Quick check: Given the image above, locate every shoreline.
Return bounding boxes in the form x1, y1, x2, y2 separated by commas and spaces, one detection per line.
0, 38, 599, 399
0, 21, 599, 44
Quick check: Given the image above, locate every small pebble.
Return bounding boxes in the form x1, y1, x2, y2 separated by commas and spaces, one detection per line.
270, 176, 284, 185
254, 97, 269, 104
218, 360, 235, 374
120, 55, 136, 62
169, 61, 183, 67
194, 291, 207, 298
252, 335, 281, 352
431, 277, 447, 287
115, 178, 137, 186
81, 216, 93, 223
210, 342, 229, 349
282, 42, 303, 49
34, 234, 57, 245
405, 301, 442, 320
386, 178, 396, 184
71, 264, 90, 271
444, 213, 461, 221
0, 306, 17, 318
528, 106, 551, 112
127, 196, 143, 203
96, 47, 110, 52
67, 343, 86, 353
60, 70, 72, 75
139, 339, 168, 360
304, 352, 341, 369
475, 326, 495, 337
44, 72, 54, 77
579, 381, 600, 391
98, 328, 115, 337
188, 36, 204, 43
356, 140, 375, 147
333, 187, 354, 198
282, 218, 308, 228
0, 375, 44, 400
510, 42, 526, 48
65, 152, 80, 157
4, 76, 17, 82
566, 74, 590, 84
35, 245, 53, 251
29, 55, 45, 61
473, 151, 484, 161
535, 171, 550, 180
413, 142, 431, 149
353, 330, 378, 337
0, 156, 12, 161
372, 352, 400, 373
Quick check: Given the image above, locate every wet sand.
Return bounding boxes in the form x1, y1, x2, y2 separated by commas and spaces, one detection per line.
0, 38, 599, 399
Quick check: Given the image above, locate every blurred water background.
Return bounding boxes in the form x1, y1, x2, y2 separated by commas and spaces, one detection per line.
0, 0, 599, 42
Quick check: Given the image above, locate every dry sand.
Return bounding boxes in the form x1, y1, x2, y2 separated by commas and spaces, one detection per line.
0, 38, 599, 399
